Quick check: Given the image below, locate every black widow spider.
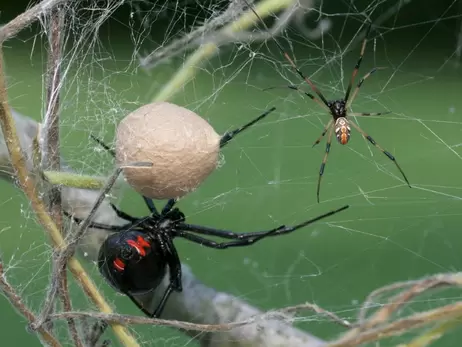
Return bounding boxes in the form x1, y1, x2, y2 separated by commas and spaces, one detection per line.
67, 107, 349, 318
243, 1, 411, 202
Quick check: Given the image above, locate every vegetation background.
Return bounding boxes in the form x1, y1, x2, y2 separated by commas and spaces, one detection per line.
1, 0, 461, 345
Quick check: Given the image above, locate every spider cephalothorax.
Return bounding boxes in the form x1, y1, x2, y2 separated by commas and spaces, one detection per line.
328, 100, 347, 119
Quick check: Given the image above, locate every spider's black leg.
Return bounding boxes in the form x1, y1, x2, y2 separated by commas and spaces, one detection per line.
344, 22, 372, 104
349, 121, 411, 187
242, 0, 330, 107
176, 204, 348, 246
263, 85, 330, 112
161, 199, 177, 215
219, 107, 276, 148
149, 236, 182, 318
123, 236, 182, 318
151, 285, 175, 317
317, 126, 334, 203
350, 111, 391, 117
110, 203, 138, 222
144, 198, 160, 216
90, 135, 161, 216
346, 67, 386, 109
125, 291, 158, 317
63, 211, 129, 232
90, 134, 116, 156
312, 120, 333, 148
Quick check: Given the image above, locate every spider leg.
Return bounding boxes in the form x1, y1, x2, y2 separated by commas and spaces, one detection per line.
263, 85, 330, 112
242, 0, 330, 107
125, 291, 158, 317
316, 126, 334, 203
90, 134, 116, 156
344, 23, 372, 103
345, 67, 386, 109
124, 236, 183, 318
161, 199, 177, 215
219, 107, 277, 148
150, 237, 183, 317
349, 121, 411, 187
350, 111, 391, 117
176, 204, 348, 246
90, 135, 161, 216
312, 120, 333, 148
144, 198, 160, 216
63, 211, 129, 232
110, 203, 138, 222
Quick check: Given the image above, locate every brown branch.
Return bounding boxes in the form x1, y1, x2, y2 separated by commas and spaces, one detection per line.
39, 272, 462, 347
327, 301, 462, 347
0, 261, 61, 347
48, 300, 351, 332
59, 267, 83, 347
329, 273, 462, 347
279, 302, 352, 328
43, 6, 64, 220
364, 274, 461, 329
0, 0, 71, 43
42, 6, 82, 345
358, 278, 422, 323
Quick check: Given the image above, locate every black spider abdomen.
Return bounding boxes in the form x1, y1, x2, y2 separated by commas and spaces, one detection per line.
98, 230, 167, 294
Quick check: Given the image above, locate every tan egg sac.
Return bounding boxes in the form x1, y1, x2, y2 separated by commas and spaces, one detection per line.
116, 102, 221, 200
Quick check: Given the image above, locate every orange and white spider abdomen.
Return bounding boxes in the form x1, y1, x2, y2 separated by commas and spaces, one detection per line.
335, 117, 351, 145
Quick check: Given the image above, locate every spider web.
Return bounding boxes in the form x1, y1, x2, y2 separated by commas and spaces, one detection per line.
1, 0, 462, 345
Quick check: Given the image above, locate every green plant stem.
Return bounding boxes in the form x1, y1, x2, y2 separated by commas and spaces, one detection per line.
152, 0, 296, 102
44, 171, 107, 189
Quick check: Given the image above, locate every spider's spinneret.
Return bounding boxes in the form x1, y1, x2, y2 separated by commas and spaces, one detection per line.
334, 117, 351, 145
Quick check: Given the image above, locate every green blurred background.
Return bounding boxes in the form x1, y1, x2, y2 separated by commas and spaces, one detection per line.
1, 0, 462, 346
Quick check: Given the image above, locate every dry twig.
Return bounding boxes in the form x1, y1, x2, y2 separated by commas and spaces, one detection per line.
0, 0, 71, 43
0, 261, 62, 347
40, 6, 83, 345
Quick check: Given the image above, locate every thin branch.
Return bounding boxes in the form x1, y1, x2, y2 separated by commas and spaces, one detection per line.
364, 275, 460, 329
357, 273, 462, 330
48, 300, 349, 332
42, 7, 80, 344
0, 0, 72, 43
279, 302, 352, 328
400, 319, 461, 347
327, 301, 462, 347
45, 297, 462, 347
58, 266, 84, 347
0, 261, 62, 347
